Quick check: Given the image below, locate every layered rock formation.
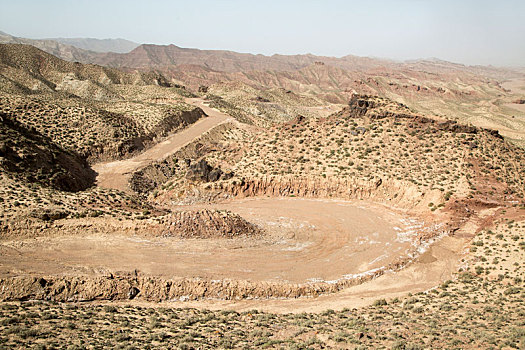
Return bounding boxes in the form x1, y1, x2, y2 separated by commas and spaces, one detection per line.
0, 256, 408, 302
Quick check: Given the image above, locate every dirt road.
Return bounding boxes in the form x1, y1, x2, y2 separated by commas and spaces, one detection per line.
92, 98, 232, 191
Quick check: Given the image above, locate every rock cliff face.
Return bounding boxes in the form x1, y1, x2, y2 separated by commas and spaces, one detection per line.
344, 95, 503, 138
216, 176, 383, 199
129, 123, 235, 194
187, 175, 444, 214
185, 159, 234, 183
163, 209, 261, 238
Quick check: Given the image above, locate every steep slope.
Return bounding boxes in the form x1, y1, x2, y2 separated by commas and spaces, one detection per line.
0, 31, 99, 63
0, 112, 95, 191
0, 43, 170, 99
148, 95, 524, 212
4, 31, 520, 79
0, 45, 202, 232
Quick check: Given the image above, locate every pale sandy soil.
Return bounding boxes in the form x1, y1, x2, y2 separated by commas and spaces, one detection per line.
0, 197, 465, 313
151, 235, 465, 313
302, 104, 344, 117
503, 102, 525, 113
0, 198, 431, 284
502, 79, 525, 93
92, 98, 232, 191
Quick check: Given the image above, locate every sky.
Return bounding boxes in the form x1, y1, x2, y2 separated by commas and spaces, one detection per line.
0, 0, 524, 66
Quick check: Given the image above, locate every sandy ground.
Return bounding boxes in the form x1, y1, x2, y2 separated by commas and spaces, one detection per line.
502, 79, 525, 94
0, 197, 464, 313
503, 102, 525, 113
0, 198, 430, 284
150, 235, 465, 313
303, 104, 344, 117
92, 98, 232, 191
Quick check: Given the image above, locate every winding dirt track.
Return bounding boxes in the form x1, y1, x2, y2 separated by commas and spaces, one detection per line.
92, 98, 232, 191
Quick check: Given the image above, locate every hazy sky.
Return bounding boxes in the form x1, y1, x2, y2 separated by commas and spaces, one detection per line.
1, 0, 524, 66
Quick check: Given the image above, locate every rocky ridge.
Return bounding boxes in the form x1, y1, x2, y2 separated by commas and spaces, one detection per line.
140, 95, 523, 214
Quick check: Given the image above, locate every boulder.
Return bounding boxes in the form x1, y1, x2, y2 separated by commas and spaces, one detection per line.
186, 159, 233, 182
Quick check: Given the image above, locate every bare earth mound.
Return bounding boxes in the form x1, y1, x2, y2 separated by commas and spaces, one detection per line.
165, 209, 262, 238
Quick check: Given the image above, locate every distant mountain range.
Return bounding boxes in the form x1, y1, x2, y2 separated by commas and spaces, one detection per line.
46, 37, 139, 54
2, 29, 523, 106
1, 30, 520, 75
0, 30, 96, 62
0, 31, 138, 54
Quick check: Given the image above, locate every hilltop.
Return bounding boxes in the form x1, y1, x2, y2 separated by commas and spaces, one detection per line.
0, 44, 203, 159
0, 43, 208, 227
0, 30, 99, 63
